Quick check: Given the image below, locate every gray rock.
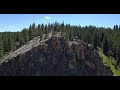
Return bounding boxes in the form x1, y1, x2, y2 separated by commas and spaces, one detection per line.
0, 32, 114, 76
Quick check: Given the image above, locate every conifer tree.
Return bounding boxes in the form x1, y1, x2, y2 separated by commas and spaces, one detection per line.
103, 35, 109, 56
0, 37, 3, 58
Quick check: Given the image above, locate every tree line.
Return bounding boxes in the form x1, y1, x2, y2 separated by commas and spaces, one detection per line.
0, 21, 120, 68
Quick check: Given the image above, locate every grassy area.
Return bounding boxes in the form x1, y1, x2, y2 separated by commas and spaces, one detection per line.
98, 47, 120, 76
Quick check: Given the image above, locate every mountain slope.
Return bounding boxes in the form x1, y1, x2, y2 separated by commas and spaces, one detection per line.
0, 32, 113, 76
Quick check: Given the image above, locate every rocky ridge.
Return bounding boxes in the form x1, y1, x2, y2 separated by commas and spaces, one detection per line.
0, 32, 113, 76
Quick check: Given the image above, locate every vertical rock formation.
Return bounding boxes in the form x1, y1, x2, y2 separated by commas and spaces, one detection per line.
0, 32, 113, 76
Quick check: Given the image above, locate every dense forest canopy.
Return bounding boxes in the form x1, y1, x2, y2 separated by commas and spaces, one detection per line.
0, 21, 120, 69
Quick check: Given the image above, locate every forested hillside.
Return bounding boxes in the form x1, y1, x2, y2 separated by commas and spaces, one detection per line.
0, 21, 120, 70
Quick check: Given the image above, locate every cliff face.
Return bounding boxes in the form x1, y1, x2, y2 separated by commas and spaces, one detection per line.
0, 32, 113, 76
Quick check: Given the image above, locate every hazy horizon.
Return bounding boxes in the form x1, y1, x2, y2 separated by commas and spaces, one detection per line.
0, 14, 120, 32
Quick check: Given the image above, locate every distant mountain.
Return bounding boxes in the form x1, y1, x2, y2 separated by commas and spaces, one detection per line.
0, 32, 113, 76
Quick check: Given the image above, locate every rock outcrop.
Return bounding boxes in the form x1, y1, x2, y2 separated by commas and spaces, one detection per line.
0, 32, 113, 76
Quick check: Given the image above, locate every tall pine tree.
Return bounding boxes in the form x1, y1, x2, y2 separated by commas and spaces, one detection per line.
22, 28, 29, 43
28, 25, 34, 40
0, 37, 3, 58
103, 35, 109, 56
93, 33, 98, 50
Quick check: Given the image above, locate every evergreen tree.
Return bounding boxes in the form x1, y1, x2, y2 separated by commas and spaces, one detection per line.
32, 22, 36, 38
103, 35, 109, 56
44, 24, 47, 34
41, 24, 45, 34
38, 24, 41, 35
116, 25, 119, 30
100, 31, 104, 42
3, 33, 9, 53
38, 24, 42, 40
93, 33, 98, 50
15, 31, 21, 42
38, 24, 41, 36
7, 32, 15, 52
0, 37, 3, 58
22, 28, 29, 43
20, 32, 24, 46
28, 25, 34, 40
114, 25, 119, 30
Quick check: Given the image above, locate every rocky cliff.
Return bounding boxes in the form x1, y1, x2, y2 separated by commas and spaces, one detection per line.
0, 32, 113, 76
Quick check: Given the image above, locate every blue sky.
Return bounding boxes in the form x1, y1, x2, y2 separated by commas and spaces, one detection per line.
0, 14, 120, 32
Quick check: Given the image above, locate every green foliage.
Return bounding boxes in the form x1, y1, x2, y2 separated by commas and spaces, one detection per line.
108, 51, 113, 58
0, 37, 3, 58
98, 48, 120, 76
103, 35, 109, 56
20, 32, 24, 46
22, 28, 29, 43
93, 32, 98, 50
28, 25, 34, 40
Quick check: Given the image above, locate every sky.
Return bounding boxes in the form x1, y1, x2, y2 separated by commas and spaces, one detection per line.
0, 14, 120, 32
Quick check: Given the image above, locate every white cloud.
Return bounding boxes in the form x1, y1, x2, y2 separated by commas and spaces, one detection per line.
44, 16, 51, 19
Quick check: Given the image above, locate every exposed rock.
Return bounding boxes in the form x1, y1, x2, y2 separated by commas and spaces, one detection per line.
0, 32, 113, 76
104, 62, 110, 68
